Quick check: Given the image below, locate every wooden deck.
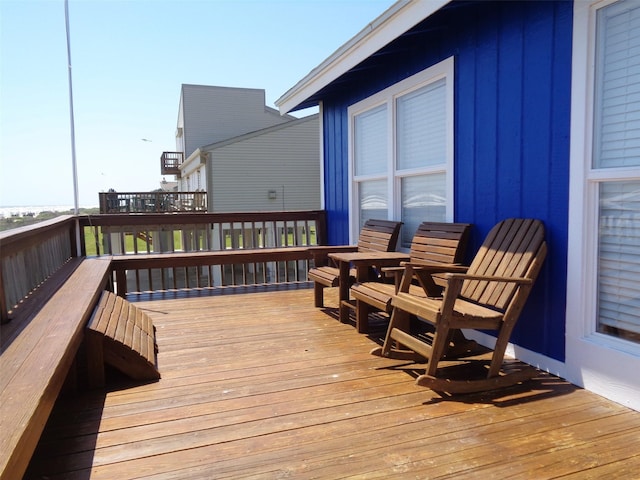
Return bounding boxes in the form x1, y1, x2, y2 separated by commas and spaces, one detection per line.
25, 286, 640, 479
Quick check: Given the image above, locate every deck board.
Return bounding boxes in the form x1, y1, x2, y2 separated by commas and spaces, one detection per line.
25, 287, 640, 479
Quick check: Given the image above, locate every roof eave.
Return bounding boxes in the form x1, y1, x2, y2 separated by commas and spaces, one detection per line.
199, 113, 319, 152
275, 0, 452, 114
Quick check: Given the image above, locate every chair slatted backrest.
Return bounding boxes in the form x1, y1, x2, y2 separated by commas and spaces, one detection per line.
409, 222, 470, 264
460, 218, 546, 311
356, 219, 402, 252
410, 222, 471, 288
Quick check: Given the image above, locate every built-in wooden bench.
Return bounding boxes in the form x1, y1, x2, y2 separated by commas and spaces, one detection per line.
0, 257, 112, 480
86, 290, 160, 388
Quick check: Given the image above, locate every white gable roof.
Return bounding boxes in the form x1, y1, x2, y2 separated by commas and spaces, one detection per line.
275, 0, 451, 114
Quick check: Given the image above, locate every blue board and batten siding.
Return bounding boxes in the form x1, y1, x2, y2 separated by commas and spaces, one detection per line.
321, 1, 573, 361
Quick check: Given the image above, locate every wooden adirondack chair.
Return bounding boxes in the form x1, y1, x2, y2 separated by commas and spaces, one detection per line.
308, 219, 402, 307
350, 222, 471, 333
372, 218, 547, 393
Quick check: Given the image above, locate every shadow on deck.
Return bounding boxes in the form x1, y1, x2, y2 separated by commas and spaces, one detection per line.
25, 286, 640, 479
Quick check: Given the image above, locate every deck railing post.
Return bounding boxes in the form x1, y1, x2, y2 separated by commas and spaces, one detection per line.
0, 266, 8, 324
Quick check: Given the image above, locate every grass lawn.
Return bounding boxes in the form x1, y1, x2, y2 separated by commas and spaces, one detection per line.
83, 226, 317, 255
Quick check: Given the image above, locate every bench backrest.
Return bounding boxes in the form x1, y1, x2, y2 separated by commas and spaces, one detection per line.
462, 218, 547, 312
356, 219, 402, 253
87, 290, 160, 386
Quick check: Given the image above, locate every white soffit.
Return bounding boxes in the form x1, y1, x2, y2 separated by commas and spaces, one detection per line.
276, 0, 452, 114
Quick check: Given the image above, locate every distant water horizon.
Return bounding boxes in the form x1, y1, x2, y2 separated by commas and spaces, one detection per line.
0, 204, 98, 218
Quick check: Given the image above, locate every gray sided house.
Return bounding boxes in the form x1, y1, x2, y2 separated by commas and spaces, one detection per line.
177, 84, 292, 159
175, 84, 320, 212
197, 114, 320, 213
276, 0, 640, 410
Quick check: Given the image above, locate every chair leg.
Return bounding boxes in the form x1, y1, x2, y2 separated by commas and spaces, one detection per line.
356, 299, 371, 334
426, 324, 450, 377
371, 307, 419, 360
339, 300, 354, 324
313, 282, 324, 308
488, 325, 513, 378
383, 307, 410, 353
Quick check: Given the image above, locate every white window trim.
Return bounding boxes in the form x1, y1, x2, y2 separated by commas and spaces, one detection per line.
347, 57, 455, 243
567, 0, 640, 411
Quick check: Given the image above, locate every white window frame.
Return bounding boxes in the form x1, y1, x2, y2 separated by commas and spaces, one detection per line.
567, 0, 640, 411
347, 57, 455, 244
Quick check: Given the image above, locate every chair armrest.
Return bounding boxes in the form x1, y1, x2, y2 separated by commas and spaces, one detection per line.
434, 272, 534, 318
384, 263, 468, 292
307, 245, 358, 266
406, 262, 469, 274
446, 273, 533, 285
381, 265, 405, 275
307, 245, 359, 255
380, 265, 406, 281
398, 263, 468, 297
379, 265, 407, 291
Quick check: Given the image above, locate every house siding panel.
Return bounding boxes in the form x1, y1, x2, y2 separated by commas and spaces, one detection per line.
319, 1, 573, 361
181, 85, 290, 158
208, 115, 320, 213
323, 104, 350, 243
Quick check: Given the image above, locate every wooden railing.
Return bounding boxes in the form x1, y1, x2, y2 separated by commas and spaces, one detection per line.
80, 211, 326, 294
0, 216, 78, 323
98, 191, 207, 214
0, 210, 328, 320
80, 211, 326, 254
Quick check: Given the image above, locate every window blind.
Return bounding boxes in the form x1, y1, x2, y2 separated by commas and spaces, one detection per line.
594, 1, 640, 169
396, 78, 446, 170
354, 104, 387, 176
594, 1, 640, 340
598, 181, 640, 335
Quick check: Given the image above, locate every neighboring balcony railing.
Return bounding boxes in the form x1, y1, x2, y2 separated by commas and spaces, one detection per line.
98, 191, 207, 214
161, 151, 183, 175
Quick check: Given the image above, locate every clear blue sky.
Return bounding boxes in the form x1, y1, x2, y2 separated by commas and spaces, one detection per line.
0, 0, 392, 207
